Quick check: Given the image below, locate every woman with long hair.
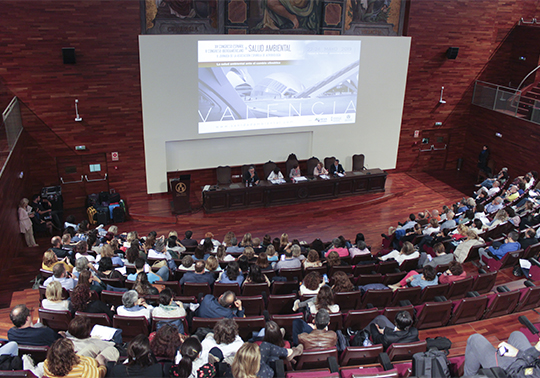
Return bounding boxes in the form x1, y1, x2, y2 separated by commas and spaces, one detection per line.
150, 324, 182, 361
133, 271, 159, 296
42, 281, 70, 311
110, 334, 164, 377
231, 343, 260, 378
42, 249, 73, 272
70, 282, 114, 320
299, 271, 323, 296
218, 261, 244, 285
44, 338, 106, 378
240, 233, 253, 248
243, 264, 270, 286
170, 336, 216, 378
331, 271, 355, 293
256, 252, 270, 270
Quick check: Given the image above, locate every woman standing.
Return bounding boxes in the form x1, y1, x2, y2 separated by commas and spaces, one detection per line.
18, 198, 38, 247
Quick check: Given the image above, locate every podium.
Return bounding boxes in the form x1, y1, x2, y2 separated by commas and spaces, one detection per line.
170, 175, 191, 214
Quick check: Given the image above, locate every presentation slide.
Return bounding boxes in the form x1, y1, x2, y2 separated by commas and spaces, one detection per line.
198, 40, 361, 134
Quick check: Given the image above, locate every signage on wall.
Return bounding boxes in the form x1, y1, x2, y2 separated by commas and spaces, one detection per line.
111, 152, 119, 161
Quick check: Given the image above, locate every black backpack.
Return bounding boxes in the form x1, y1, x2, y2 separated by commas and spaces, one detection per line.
0, 355, 23, 370
412, 348, 451, 378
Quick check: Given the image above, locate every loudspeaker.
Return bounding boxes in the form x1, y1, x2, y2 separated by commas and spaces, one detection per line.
62, 47, 76, 64
446, 47, 459, 59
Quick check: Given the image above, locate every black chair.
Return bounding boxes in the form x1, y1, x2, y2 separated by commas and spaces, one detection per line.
263, 161, 277, 179
216, 166, 232, 185
306, 157, 320, 177
352, 154, 366, 171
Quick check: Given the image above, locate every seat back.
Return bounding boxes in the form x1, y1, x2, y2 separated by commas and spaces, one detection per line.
340, 345, 383, 365
100, 290, 125, 308
353, 263, 377, 276
152, 316, 188, 333
351, 254, 374, 265
399, 258, 420, 272
306, 157, 320, 177
112, 315, 149, 342
38, 308, 72, 332
382, 272, 407, 286
304, 266, 328, 277
343, 308, 379, 330
463, 244, 485, 263
183, 283, 211, 296
387, 340, 427, 361
160, 281, 182, 296
286, 157, 300, 178
295, 348, 338, 370
352, 154, 365, 171
39, 269, 53, 279
0, 371, 38, 377
390, 287, 422, 306
515, 286, 540, 312
355, 274, 383, 286
524, 242, 540, 260
271, 313, 303, 338
359, 289, 393, 309
238, 295, 265, 316
482, 290, 521, 319
213, 282, 241, 297
329, 265, 353, 276
263, 161, 277, 179
334, 291, 362, 312
327, 311, 343, 331
279, 268, 303, 281
448, 296, 489, 325
17, 345, 49, 363
376, 260, 399, 275
271, 280, 299, 295
241, 164, 254, 179
243, 282, 270, 297
100, 277, 124, 288
414, 300, 453, 329
234, 316, 266, 341
267, 294, 296, 314
418, 283, 449, 303
324, 157, 336, 172
471, 271, 497, 294
445, 276, 474, 300
191, 317, 220, 333
124, 280, 135, 290
382, 305, 415, 324
498, 249, 524, 271
74, 311, 111, 328
216, 166, 232, 185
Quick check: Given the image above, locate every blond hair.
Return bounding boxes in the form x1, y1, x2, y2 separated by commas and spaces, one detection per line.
107, 225, 118, 235
46, 280, 63, 302
100, 244, 114, 258
206, 256, 219, 271
231, 343, 260, 378
43, 250, 58, 268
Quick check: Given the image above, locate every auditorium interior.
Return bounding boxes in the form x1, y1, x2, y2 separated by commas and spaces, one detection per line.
1, 0, 540, 376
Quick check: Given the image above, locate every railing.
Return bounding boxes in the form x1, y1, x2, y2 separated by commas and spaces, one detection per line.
0, 96, 23, 177
472, 80, 540, 125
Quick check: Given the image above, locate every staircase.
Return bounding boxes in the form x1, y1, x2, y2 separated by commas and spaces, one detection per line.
516, 81, 540, 121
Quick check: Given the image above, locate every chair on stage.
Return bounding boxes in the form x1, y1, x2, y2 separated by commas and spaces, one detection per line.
306, 157, 320, 177
216, 166, 232, 185
324, 156, 336, 172
263, 161, 277, 179
286, 155, 299, 177
352, 154, 366, 171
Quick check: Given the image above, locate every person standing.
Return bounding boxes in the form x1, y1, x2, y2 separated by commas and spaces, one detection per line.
18, 198, 38, 247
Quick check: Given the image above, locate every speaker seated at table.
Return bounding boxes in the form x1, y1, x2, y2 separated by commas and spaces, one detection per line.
242, 165, 259, 186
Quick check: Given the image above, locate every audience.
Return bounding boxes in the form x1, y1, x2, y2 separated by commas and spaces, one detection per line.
110, 334, 164, 377
179, 260, 215, 285
293, 308, 337, 348
44, 338, 107, 378
200, 318, 244, 362
65, 316, 119, 364
43, 263, 76, 291
8, 304, 61, 346
116, 290, 153, 321
197, 291, 245, 318
366, 310, 419, 351
42, 280, 70, 311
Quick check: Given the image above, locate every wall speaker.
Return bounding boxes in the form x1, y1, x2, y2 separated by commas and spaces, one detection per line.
446, 47, 459, 60
62, 47, 76, 64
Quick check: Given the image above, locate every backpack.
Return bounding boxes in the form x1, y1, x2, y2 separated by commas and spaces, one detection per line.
412, 348, 451, 378
0, 355, 23, 370
336, 329, 349, 352
506, 353, 540, 378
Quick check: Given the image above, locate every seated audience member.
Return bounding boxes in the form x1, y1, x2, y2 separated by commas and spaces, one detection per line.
193, 244, 211, 262
479, 231, 520, 263
252, 237, 263, 254
488, 209, 509, 229
244, 166, 260, 186
76, 269, 105, 295
243, 264, 270, 286
475, 179, 501, 198
230, 343, 263, 378
379, 241, 419, 265
451, 223, 470, 240
289, 163, 301, 178
470, 219, 485, 235
206, 255, 221, 274
44, 338, 107, 378
197, 291, 245, 319
293, 285, 339, 315
148, 236, 172, 260
42, 249, 74, 273
74, 241, 95, 264
151, 326, 184, 371
474, 203, 490, 225
95, 256, 125, 283
181, 230, 198, 248
179, 255, 196, 271
200, 318, 244, 362
71, 281, 114, 320
401, 224, 423, 244
200, 232, 221, 252
152, 288, 186, 321
128, 257, 167, 282
44, 263, 76, 291
454, 230, 485, 263
464, 331, 540, 376
519, 228, 539, 250
299, 271, 324, 296
313, 161, 328, 176
226, 237, 245, 254
170, 336, 212, 378
389, 265, 438, 290
366, 310, 419, 351
505, 207, 520, 226
166, 233, 186, 258
265, 245, 279, 265
291, 243, 305, 261
485, 196, 504, 214
326, 250, 348, 267
397, 213, 417, 231
439, 210, 456, 230
240, 233, 253, 248
142, 231, 157, 255
419, 242, 454, 268
117, 290, 153, 321
349, 239, 371, 259
241, 246, 258, 263
217, 260, 243, 285
303, 249, 323, 268
325, 238, 349, 258
503, 184, 520, 203
255, 252, 270, 270
438, 261, 467, 284
8, 304, 61, 346
293, 308, 337, 348
274, 248, 302, 272
331, 271, 355, 293
42, 280, 70, 311
476, 167, 509, 189
268, 166, 285, 181
95, 243, 123, 267
133, 272, 159, 297
237, 255, 250, 273
423, 218, 441, 236
329, 159, 345, 176
65, 316, 119, 364
110, 334, 164, 377
179, 260, 215, 286
50, 236, 70, 259
217, 245, 235, 263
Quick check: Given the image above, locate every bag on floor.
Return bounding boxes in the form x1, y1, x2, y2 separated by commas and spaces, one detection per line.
412, 348, 450, 378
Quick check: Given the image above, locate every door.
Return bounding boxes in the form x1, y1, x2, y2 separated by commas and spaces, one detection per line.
57, 154, 109, 209
418, 130, 450, 171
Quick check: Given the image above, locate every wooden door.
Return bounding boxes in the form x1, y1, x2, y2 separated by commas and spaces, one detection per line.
57, 154, 109, 210
418, 130, 450, 171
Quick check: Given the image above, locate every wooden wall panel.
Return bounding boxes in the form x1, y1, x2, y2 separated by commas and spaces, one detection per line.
397, 0, 540, 173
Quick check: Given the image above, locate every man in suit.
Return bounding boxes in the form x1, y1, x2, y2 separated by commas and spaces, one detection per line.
330, 159, 346, 176
197, 291, 245, 318
367, 311, 419, 351
179, 260, 215, 286
243, 166, 259, 186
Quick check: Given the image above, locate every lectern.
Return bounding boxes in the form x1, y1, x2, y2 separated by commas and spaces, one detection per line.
170, 175, 191, 214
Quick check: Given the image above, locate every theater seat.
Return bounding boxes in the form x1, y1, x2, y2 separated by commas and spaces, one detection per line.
514, 286, 540, 313
418, 283, 449, 304
334, 291, 362, 312
387, 340, 427, 361
445, 276, 474, 300
343, 308, 379, 331
112, 315, 149, 342
74, 311, 112, 328
339, 345, 383, 365
213, 282, 241, 297
267, 294, 296, 314
238, 295, 265, 316
234, 316, 266, 341
414, 301, 452, 329
271, 313, 303, 339
481, 249, 524, 272
448, 296, 489, 325
38, 308, 72, 332
471, 271, 497, 294
482, 290, 520, 319
294, 347, 338, 370
390, 287, 422, 307
359, 289, 393, 309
